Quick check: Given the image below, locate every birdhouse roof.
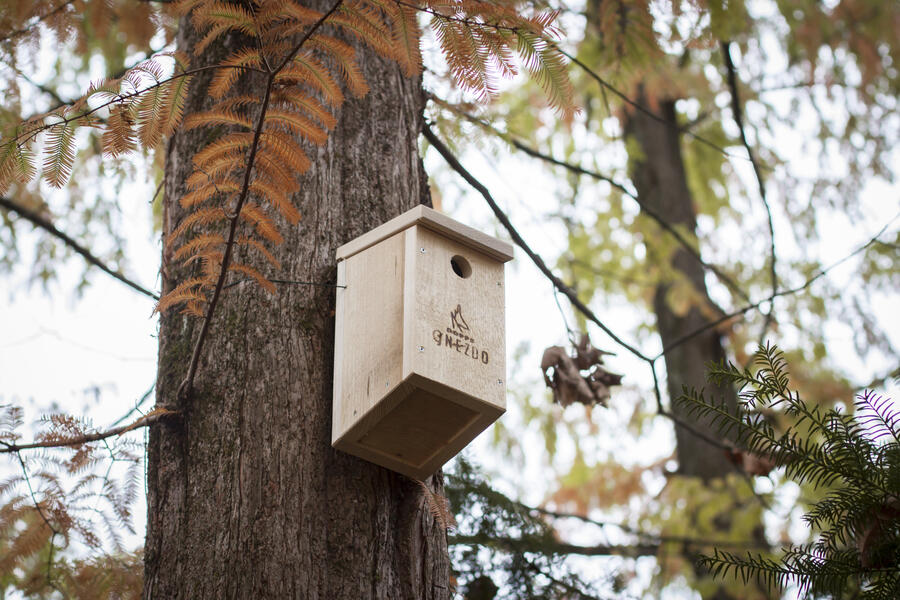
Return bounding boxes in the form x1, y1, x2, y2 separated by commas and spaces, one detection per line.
335, 205, 514, 263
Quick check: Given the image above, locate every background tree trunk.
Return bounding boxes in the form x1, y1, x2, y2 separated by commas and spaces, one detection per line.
624, 94, 738, 480
143, 6, 450, 598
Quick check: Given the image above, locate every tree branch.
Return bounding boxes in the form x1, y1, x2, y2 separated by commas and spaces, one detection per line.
655, 212, 900, 359
721, 41, 777, 341
0, 195, 159, 299
436, 102, 751, 304
423, 122, 650, 364
450, 534, 660, 558
0, 409, 175, 454
0, 0, 78, 46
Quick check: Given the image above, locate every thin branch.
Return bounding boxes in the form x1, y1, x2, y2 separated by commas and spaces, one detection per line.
655, 213, 900, 360
108, 384, 156, 428
721, 41, 777, 340
8, 62, 266, 148
423, 122, 649, 363
556, 47, 760, 168
525, 559, 608, 600
178, 0, 345, 401
0, 0, 78, 46
0, 60, 67, 105
438, 104, 751, 304
0, 195, 159, 299
0, 409, 175, 454
450, 534, 659, 557
522, 501, 770, 549
223, 277, 346, 291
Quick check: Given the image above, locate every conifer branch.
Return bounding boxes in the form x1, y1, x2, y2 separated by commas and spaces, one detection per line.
6, 64, 264, 149
450, 534, 659, 557
0, 195, 159, 299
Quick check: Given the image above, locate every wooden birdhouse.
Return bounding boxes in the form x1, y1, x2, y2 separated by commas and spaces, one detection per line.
332, 205, 514, 479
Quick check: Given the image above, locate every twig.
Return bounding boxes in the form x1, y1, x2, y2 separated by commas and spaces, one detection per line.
721, 41, 777, 340
223, 277, 346, 291
655, 213, 900, 359
178, 0, 345, 401
108, 384, 156, 428
423, 122, 649, 363
517, 499, 771, 549
0, 196, 159, 299
0, 0, 78, 46
0, 409, 175, 453
525, 559, 608, 600
438, 104, 751, 304
450, 534, 659, 557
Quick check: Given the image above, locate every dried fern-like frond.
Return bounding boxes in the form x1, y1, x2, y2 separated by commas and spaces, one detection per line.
156, 277, 210, 313
514, 27, 574, 118
276, 55, 345, 106
172, 233, 226, 262
250, 177, 302, 225
258, 131, 312, 175
330, 1, 398, 62
264, 109, 329, 145
183, 109, 254, 131
416, 479, 457, 531
102, 104, 138, 158
208, 48, 263, 99
229, 262, 276, 294
236, 234, 281, 268
42, 118, 78, 188
240, 202, 284, 244
387, 1, 424, 77
308, 35, 370, 97
271, 88, 337, 129
0, 138, 36, 193
170, 206, 228, 240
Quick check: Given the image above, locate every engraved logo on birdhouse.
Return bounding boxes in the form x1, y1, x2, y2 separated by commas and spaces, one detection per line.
449, 304, 470, 337
432, 304, 489, 364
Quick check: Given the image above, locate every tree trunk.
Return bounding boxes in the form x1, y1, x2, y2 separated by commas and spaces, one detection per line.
624, 93, 737, 479
143, 6, 450, 599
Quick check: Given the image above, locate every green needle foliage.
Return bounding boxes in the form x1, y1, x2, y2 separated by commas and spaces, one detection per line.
677, 344, 899, 599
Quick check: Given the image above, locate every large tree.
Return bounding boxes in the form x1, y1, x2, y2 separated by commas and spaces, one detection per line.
142, 2, 450, 597
0, 0, 572, 597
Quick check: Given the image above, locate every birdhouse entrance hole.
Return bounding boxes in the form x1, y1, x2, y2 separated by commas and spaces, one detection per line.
450, 255, 471, 278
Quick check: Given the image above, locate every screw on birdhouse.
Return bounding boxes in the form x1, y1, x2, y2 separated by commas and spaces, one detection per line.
497, 379, 503, 385
420, 247, 426, 253
418, 345, 425, 352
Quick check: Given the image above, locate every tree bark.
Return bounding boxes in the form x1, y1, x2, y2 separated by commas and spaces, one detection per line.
624, 94, 737, 479
143, 6, 450, 599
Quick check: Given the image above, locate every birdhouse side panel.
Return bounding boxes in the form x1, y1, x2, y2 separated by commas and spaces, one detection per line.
403, 226, 507, 412
332, 231, 406, 443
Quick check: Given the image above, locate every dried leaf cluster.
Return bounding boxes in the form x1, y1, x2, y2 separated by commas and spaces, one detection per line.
541, 334, 622, 407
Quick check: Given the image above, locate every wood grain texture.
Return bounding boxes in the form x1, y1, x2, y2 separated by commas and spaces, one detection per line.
336, 204, 514, 263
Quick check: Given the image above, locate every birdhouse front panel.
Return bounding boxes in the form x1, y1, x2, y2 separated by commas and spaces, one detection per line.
403, 226, 507, 410
332, 206, 513, 480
